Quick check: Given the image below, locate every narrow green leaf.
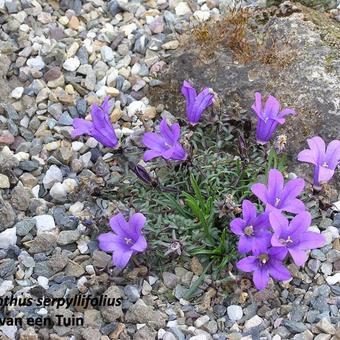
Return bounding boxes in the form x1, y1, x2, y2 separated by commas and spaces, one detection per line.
183, 261, 212, 300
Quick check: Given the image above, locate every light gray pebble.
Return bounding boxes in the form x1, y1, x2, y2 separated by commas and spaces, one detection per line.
15, 218, 36, 236
124, 285, 140, 302
57, 230, 80, 245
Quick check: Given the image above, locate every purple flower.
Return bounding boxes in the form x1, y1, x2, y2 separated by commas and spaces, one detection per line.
97, 213, 147, 269
181, 80, 214, 125
237, 247, 291, 290
143, 118, 187, 162
252, 92, 295, 144
230, 200, 271, 254
251, 169, 305, 214
269, 211, 325, 266
72, 96, 118, 148
297, 136, 340, 186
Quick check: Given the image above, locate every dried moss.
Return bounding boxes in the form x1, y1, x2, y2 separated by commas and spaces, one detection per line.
267, 0, 336, 9
188, 7, 297, 66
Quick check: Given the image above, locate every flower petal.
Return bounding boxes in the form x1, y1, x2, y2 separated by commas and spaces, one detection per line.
181, 80, 197, 122
268, 246, 288, 261
129, 213, 146, 234
253, 268, 269, 290
251, 183, 268, 204
271, 234, 285, 247
238, 236, 252, 253
264, 95, 280, 119
269, 211, 288, 235
267, 169, 284, 203
278, 107, 295, 120
253, 212, 270, 230
280, 178, 305, 207
242, 200, 257, 224
171, 123, 181, 142
256, 119, 278, 144
191, 88, 214, 123
143, 132, 167, 152
268, 262, 291, 281
97, 232, 117, 252
88, 100, 118, 148
131, 235, 147, 252
160, 119, 177, 145
101, 96, 111, 114
298, 231, 325, 250
91, 102, 109, 129
289, 212, 311, 240
283, 198, 305, 214
298, 149, 317, 165
109, 213, 129, 236
307, 136, 326, 164
71, 118, 93, 138
252, 232, 271, 253
143, 150, 162, 162
251, 92, 263, 118
288, 247, 308, 266
163, 142, 187, 161
230, 218, 246, 235
237, 256, 258, 272
91, 127, 118, 148
112, 250, 133, 268
316, 165, 335, 185
325, 139, 340, 169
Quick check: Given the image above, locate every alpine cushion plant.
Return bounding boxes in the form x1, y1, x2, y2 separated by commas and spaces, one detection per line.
269, 211, 325, 266
72, 96, 118, 148
252, 92, 295, 144
236, 247, 292, 290
143, 118, 187, 162
181, 80, 214, 125
297, 136, 340, 187
97, 213, 147, 268
251, 168, 305, 214
230, 200, 271, 253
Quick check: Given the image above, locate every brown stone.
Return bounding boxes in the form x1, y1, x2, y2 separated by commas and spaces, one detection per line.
68, 16, 80, 30
190, 256, 203, 275
109, 323, 125, 339
44, 66, 62, 82
19, 327, 38, 340
142, 106, 157, 120
110, 108, 122, 123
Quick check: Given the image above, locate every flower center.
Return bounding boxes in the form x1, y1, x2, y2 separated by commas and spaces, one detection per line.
244, 225, 254, 236
124, 237, 133, 245
322, 162, 328, 168
275, 197, 281, 207
264, 117, 268, 123
171, 241, 180, 250
258, 254, 269, 264
280, 235, 293, 245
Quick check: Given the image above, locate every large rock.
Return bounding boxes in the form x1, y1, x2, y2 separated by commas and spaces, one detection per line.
125, 299, 166, 329
100, 285, 124, 322
149, 1, 340, 187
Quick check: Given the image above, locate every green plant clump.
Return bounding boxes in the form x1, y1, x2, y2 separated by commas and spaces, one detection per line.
103, 121, 285, 279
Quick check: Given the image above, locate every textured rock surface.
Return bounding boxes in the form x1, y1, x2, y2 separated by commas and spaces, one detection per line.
150, 1, 340, 185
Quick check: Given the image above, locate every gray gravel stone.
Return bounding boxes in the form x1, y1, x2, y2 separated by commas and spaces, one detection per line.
15, 218, 36, 236
124, 285, 140, 302
283, 320, 307, 333
57, 230, 80, 245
